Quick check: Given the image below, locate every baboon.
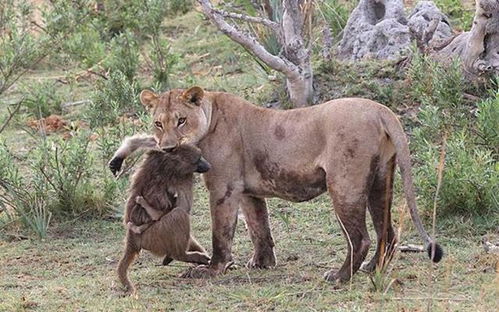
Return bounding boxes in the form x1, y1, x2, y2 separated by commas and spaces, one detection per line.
110, 135, 211, 294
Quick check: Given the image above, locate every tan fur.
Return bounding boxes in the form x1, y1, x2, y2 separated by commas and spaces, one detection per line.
115, 141, 210, 294
113, 87, 442, 283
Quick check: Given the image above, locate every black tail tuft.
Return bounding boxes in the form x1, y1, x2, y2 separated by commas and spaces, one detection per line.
427, 242, 444, 263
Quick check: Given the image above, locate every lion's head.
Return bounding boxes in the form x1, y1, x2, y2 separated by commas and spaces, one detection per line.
140, 87, 210, 151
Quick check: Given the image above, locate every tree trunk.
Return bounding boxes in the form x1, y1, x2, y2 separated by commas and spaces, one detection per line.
286, 64, 313, 108
197, 0, 313, 107
432, 0, 499, 77
281, 0, 313, 107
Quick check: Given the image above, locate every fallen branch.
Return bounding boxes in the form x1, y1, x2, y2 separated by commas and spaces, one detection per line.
398, 244, 424, 253
0, 98, 24, 134
61, 99, 92, 109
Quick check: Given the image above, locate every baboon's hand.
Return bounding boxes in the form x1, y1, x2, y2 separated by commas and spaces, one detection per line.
135, 196, 146, 206
109, 157, 124, 176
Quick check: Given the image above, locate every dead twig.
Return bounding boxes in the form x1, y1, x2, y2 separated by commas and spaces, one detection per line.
0, 98, 24, 134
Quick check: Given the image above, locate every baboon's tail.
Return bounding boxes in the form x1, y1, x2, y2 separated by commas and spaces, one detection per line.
380, 107, 443, 263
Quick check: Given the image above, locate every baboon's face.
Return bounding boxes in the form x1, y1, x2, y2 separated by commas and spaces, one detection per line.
168, 144, 211, 175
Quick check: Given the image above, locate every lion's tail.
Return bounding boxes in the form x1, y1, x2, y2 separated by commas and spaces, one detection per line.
380, 107, 443, 263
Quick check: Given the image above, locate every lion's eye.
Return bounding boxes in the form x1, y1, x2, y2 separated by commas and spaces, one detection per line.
177, 117, 186, 127
154, 121, 162, 128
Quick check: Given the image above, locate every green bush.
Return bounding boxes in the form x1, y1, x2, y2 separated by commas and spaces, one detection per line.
476, 90, 499, 156
168, 0, 194, 16
62, 25, 107, 68
318, 0, 355, 38
414, 130, 498, 217
86, 70, 141, 127
0, 142, 52, 238
408, 53, 498, 218
0, 131, 126, 238
22, 81, 63, 117
433, 0, 474, 30
103, 31, 140, 82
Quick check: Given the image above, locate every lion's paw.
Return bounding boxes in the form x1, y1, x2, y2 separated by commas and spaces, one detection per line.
246, 251, 276, 269
323, 270, 348, 285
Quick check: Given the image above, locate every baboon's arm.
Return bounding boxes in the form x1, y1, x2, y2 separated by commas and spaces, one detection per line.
175, 190, 193, 214
109, 134, 157, 175
135, 196, 164, 221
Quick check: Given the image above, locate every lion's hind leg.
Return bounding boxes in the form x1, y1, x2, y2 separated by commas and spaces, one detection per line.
323, 154, 376, 283
362, 155, 397, 273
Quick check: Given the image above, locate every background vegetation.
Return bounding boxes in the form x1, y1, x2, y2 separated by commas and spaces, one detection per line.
0, 0, 497, 310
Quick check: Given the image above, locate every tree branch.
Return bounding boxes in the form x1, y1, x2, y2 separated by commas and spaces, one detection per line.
0, 98, 23, 135
197, 0, 300, 79
210, 7, 280, 32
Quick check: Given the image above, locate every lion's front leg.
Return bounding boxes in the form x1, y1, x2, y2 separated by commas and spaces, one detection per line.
184, 183, 242, 278
240, 196, 276, 269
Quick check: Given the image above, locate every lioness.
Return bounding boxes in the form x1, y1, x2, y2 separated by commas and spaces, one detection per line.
110, 87, 443, 283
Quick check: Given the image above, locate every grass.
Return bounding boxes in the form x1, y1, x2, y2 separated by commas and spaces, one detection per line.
1, 183, 497, 311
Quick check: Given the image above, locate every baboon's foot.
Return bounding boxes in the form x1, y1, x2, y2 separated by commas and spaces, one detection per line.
197, 253, 211, 265
162, 256, 173, 266
323, 270, 350, 284
246, 248, 276, 269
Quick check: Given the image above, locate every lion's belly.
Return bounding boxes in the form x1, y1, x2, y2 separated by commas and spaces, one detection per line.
244, 160, 327, 202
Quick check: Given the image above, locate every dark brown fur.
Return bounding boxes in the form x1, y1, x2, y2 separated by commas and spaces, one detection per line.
115, 143, 210, 294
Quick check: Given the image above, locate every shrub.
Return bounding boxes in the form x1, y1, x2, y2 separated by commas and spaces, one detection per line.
86, 70, 141, 127
433, 0, 474, 30
103, 31, 140, 83
0, 142, 52, 238
476, 90, 499, 156
408, 53, 498, 218
0, 131, 126, 238
318, 0, 355, 38
62, 25, 107, 68
22, 81, 63, 117
168, 0, 194, 16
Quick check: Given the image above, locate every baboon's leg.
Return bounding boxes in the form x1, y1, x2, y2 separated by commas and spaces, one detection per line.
176, 251, 211, 265
323, 155, 375, 283
163, 236, 209, 265
117, 239, 140, 294
188, 236, 208, 253
240, 196, 276, 268
363, 156, 397, 272
135, 196, 163, 221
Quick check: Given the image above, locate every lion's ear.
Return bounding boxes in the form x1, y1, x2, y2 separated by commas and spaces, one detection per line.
182, 86, 204, 106
140, 90, 159, 110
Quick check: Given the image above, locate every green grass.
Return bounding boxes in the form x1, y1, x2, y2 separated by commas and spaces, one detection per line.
1, 183, 497, 311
